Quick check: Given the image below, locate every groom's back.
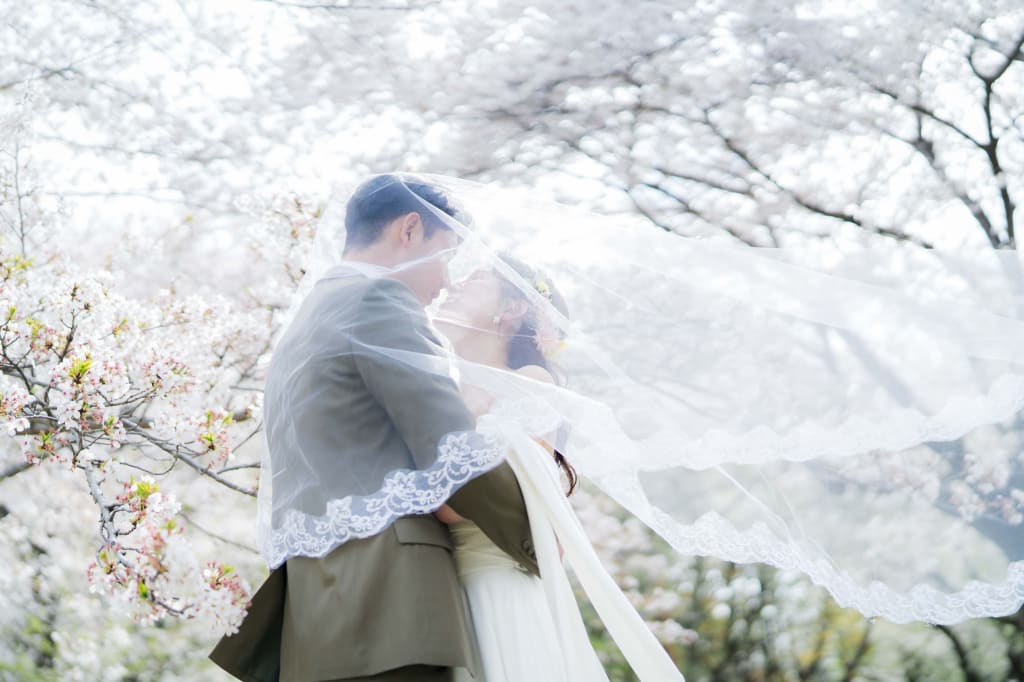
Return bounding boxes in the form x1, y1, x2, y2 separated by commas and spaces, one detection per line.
258, 268, 490, 679
263, 269, 449, 522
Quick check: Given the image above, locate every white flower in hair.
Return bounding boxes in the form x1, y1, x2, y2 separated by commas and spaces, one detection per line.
534, 313, 564, 358
531, 276, 565, 358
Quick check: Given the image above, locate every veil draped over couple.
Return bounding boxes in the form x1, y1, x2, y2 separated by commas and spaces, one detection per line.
211, 173, 1024, 681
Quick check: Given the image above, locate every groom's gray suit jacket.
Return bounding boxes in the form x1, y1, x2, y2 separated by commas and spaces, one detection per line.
209, 270, 538, 682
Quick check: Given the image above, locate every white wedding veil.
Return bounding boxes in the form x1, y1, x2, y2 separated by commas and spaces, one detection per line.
262, 173, 1024, 625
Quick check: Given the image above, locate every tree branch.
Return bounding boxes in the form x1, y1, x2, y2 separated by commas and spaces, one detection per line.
179, 510, 258, 555
866, 83, 984, 150
970, 30, 1024, 85
935, 624, 984, 682
702, 109, 934, 248
842, 620, 873, 682
652, 164, 754, 198
630, 180, 761, 246
888, 115, 1003, 248
0, 65, 80, 93
973, 45, 1018, 247
122, 420, 256, 496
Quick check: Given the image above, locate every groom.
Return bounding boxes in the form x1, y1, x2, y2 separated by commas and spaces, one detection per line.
209, 174, 538, 682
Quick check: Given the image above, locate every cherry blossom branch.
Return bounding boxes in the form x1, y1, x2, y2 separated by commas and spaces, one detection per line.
701, 108, 935, 249
865, 82, 983, 150
120, 420, 257, 496
0, 64, 80, 92
967, 30, 1023, 248
179, 510, 259, 555
83, 465, 121, 549
222, 422, 264, 460
889, 113, 1004, 249
216, 462, 260, 474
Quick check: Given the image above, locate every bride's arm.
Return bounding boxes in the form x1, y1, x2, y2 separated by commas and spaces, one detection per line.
434, 504, 465, 523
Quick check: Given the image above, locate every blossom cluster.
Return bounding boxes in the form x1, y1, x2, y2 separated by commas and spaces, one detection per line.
0, 236, 271, 636
86, 477, 251, 635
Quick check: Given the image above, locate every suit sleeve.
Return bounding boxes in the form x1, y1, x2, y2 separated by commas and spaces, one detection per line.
447, 461, 539, 575
351, 279, 538, 574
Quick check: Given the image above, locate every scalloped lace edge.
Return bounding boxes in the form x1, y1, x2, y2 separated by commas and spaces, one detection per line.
644, 506, 1023, 624
258, 431, 505, 568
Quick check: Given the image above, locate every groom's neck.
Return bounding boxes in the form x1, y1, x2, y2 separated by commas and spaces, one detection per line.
343, 244, 399, 270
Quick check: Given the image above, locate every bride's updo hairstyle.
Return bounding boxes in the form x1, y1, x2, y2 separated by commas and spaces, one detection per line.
495, 254, 577, 495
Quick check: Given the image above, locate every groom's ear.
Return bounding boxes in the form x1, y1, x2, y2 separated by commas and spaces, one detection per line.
395, 212, 424, 248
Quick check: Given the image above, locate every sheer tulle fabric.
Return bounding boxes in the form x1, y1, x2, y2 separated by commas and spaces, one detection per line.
257, 258, 507, 569
263, 173, 1024, 623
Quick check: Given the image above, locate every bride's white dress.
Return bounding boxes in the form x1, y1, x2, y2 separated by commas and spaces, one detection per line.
451, 520, 584, 681
451, 417, 686, 682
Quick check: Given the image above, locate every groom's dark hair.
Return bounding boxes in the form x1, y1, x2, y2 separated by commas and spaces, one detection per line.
342, 174, 468, 252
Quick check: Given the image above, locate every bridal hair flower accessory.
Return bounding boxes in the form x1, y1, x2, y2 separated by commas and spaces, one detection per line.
533, 314, 564, 358
531, 275, 566, 359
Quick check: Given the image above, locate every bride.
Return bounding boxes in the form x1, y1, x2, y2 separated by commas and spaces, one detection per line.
431, 254, 687, 682
432, 255, 600, 682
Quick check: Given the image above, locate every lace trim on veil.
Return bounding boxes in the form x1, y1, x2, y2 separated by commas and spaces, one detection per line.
599, 479, 1024, 624
258, 431, 505, 568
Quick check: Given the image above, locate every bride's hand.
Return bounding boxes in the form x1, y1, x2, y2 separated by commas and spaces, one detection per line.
434, 504, 465, 524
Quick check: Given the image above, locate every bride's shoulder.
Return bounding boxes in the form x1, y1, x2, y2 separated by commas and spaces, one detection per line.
514, 364, 555, 384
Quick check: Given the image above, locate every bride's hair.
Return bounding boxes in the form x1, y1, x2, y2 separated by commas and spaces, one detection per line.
495, 254, 577, 496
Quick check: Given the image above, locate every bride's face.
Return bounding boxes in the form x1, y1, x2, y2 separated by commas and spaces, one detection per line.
438, 268, 505, 333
